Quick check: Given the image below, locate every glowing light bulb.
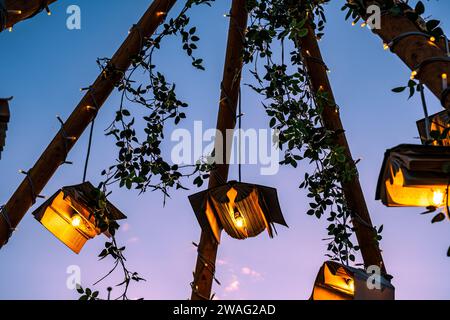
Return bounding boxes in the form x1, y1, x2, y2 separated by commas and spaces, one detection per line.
233, 209, 245, 228
235, 216, 245, 228
360, 22, 367, 28
430, 36, 436, 42
72, 215, 82, 227
351, 21, 356, 26
156, 11, 166, 17
411, 70, 418, 80
383, 43, 390, 50
432, 190, 444, 207
442, 73, 448, 90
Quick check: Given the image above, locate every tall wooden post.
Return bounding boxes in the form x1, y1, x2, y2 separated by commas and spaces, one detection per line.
0, 0, 177, 248
1, 0, 58, 32
348, 0, 450, 109
298, 24, 387, 274
191, 0, 248, 300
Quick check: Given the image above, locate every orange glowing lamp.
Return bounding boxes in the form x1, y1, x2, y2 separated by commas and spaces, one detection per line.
311, 261, 395, 300
376, 144, 450, 208
32, 182, 126, 254
188, 181, 288, 242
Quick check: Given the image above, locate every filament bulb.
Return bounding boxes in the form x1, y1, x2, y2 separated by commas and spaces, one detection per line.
72, 215, 82, 227
234, 209, 245, 229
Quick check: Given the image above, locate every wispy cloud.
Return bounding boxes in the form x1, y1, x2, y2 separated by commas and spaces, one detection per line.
126, 236, 139, 244
121, 223, 131, 233
217, 259, 228, 266
241, 267, 262, 279
225, 275, 240, 292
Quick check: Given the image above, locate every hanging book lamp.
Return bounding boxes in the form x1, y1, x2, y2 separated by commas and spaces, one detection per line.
311, 261, 395, 300
32, 182, 126, 254
376, 144, 450, 208
188, 181, 288, 243
417, 109, 450, 146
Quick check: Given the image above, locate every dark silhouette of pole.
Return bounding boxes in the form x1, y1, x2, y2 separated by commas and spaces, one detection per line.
191, 0, 248, 300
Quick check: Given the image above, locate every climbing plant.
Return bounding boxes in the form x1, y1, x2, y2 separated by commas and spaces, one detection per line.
348, 0, 450, 256
78, 0, 215, 300
242, 0, 383, 265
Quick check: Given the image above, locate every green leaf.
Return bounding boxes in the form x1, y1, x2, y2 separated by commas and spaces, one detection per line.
392, 86, 406, 93
432, 212, 445, 223
415, 1, 425, 15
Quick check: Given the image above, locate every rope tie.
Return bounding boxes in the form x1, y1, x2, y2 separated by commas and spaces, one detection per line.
56, 116, 75, 165
19, 170, 45, 205
129, 24, 145, 52
0, 205, 15, 244
219, 82, 237, 127
190, 243, 221, 300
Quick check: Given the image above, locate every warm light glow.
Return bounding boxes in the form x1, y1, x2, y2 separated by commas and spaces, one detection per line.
411, 70, 418, 80
71, 215, 82, 227
430, 36, 436, 42
442, 73, 448, 80
313, 263, 355, 300
384, 168, 448, 207
235, 215, 245, 228
8, 27, 13, 32
351, 21, 356, 26
383, 43, 389, 50
156, 11, 166, 17
360, 22, 367, 28
432, 190, 445, 207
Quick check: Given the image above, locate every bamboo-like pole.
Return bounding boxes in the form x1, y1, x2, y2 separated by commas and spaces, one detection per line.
350, 0, 450, 108
191, 0, 248, 300
0, 0, 177, 248
298, 24, 387, 274
1, 0, 58, 32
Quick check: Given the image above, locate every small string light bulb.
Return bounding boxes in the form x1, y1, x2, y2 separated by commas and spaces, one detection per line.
411, 70, 418, 80
383, 43, 390, 50
429, 36, 436, 43
442, 73, 448, 90
360, 21, 367, 28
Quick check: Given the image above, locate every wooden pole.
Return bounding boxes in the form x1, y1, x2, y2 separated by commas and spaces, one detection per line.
1, 0, 58, 32
350, 0, 450, 109
298, 24, 387, 274
0, 0, 177, 247
191, 0, 248, 300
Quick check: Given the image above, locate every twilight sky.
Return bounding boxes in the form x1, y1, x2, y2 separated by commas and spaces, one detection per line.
1, 0, 450, 300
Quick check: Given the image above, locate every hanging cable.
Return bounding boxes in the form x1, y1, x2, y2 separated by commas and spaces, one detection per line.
83, 119, 95, 183
238, 86, 242, 183
419, 82, 432, 142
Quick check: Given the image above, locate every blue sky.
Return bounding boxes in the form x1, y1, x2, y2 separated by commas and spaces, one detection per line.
0, 0, 450, 300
